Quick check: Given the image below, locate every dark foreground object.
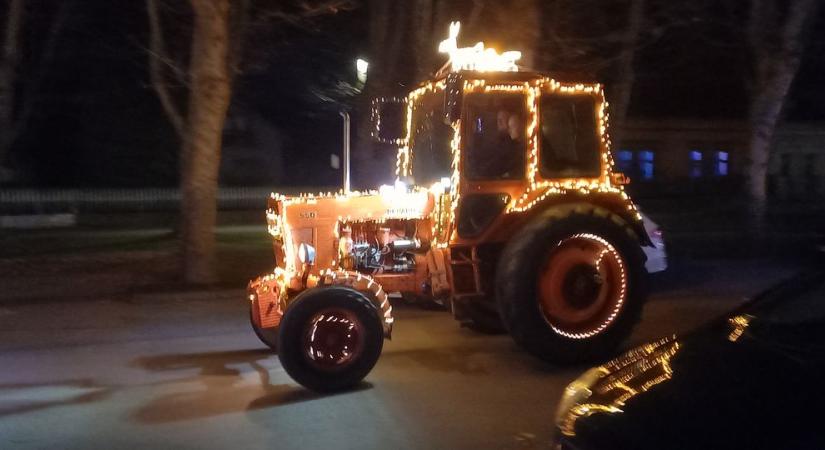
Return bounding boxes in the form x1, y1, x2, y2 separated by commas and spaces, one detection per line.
555, 269, 825, 450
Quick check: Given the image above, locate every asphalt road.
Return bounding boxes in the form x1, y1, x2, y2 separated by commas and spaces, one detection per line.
0, 259, 802, 450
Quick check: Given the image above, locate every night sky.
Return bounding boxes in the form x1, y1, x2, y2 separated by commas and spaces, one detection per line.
4, 1, 824, 187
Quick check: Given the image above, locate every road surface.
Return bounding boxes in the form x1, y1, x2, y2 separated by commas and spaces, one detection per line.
0, 259, 801, 449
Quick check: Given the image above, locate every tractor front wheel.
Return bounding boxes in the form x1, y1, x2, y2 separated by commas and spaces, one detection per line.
278, 286, 384, 392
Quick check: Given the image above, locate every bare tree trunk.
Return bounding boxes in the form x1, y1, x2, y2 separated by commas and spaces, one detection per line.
747, 71, 796, 235
746, 0, 819, 236
608, 0, 644, 148
181, 0, 232, 284
412, 0, 435, 80
466, 0, 485, 30
0, 0, 24, 173
481, 0, 539, 67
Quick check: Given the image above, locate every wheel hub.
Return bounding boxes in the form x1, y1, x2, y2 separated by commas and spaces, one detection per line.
303, 308, 364, 371
562, 264, 603, 309
537, 233, 627, 339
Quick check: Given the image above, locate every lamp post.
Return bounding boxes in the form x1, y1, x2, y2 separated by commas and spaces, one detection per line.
339, 110, 351, 193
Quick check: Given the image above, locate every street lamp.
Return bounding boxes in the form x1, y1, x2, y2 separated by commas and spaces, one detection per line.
356, 58, 368, 84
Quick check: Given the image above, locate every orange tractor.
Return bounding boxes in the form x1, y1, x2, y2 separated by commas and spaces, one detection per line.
247, 23, 651, 391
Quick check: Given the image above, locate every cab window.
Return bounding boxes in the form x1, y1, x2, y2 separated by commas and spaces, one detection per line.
465, 92, 526, 181
539, 95, 601, 179
410, 92, 453, 186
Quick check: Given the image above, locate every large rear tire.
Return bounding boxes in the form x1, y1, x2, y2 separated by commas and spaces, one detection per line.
278, 286, 384, 392
496, 205, 647, 364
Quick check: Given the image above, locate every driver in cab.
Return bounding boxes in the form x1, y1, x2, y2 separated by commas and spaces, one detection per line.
470, 109, 525, 180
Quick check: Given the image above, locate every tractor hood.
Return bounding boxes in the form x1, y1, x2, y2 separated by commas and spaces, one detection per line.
266, 186, 436, 274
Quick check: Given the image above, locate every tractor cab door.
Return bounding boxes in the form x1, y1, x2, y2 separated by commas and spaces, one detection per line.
455, 90, 530, 239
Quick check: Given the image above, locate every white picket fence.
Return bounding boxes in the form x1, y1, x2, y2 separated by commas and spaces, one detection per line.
0, 187, 289, 213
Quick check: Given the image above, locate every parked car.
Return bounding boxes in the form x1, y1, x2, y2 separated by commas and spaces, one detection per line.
554, 270, 825, 450
640, 212, 667, 274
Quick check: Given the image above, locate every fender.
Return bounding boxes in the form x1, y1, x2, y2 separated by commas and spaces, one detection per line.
248, 268, 394, 338
516, 197, 652, 247
316, 269, 394, 338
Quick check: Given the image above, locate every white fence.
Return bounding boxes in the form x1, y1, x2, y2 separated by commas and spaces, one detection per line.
0, 187, 290, 214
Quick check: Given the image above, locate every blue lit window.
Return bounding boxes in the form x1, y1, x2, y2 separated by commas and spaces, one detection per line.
638, 150, 654, 180
616, 149, 654, 180
616, 150, 633, 173
689, 150, 703, 178
714, 151, 729, 176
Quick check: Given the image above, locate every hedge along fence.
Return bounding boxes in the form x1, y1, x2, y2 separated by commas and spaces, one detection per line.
0, 187, 297, 214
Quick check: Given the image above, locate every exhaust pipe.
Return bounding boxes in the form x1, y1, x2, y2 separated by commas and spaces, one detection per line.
339, 110, 351, 193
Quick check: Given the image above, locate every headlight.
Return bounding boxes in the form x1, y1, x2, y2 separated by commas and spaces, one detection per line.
298, 243, 316, 265
554, 367, 608, 426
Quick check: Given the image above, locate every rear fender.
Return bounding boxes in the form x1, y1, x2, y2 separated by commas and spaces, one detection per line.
528, 200, 652, 247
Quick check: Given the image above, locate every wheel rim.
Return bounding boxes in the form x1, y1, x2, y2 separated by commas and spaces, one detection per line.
302, 308, 365, 371
537, 233, 627, 339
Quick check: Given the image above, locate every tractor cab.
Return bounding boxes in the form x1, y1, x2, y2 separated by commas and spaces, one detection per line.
377, 69, 642, 248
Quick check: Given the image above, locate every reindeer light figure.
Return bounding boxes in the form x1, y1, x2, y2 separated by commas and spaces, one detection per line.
438, 21, 522, 72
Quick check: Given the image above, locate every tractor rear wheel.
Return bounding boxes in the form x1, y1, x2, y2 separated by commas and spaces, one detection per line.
278, 286, 384, 392
496, 205, 647, 364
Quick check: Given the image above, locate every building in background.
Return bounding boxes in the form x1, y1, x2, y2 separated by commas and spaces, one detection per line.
615, 119, 824, 200
768, 124, 825, 199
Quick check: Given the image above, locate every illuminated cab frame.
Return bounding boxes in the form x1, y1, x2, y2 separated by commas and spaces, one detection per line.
394, 72, 639, 250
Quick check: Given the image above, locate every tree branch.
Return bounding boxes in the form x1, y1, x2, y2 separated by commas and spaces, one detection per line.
780, 0, 820, 55
260, 1, 356, 25
147, 0, 186, 139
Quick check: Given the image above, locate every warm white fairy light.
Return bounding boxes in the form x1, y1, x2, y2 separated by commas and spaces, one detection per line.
438, 21, 521, 73
371, 96, 407, 146
395, 80, 447, 177
448, 118, 463, 237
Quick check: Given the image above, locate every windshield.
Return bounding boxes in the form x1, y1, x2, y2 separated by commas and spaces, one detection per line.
410, 91, 453, 187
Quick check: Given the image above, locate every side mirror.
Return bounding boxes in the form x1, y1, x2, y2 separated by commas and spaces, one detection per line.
444, 72, 463, 123
611, 172, 631, 186
371, 97, 407, 144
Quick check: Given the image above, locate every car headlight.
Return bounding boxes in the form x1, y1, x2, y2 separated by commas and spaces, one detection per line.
554, 367, 608, 426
